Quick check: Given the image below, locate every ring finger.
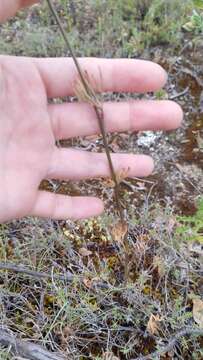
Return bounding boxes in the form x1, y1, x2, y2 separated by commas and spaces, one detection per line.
47, 149, 154, 180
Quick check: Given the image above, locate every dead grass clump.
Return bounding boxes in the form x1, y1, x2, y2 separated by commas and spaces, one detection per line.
0, 202, 202, 358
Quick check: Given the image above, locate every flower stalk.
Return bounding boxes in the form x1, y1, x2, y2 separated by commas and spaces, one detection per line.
46, 0, 124, 221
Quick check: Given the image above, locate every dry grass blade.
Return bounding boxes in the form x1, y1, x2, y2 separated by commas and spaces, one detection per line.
192, 299, 203, 328
111, 220, 128, 244
74, 70, 101, 107
146, 314, 162, 335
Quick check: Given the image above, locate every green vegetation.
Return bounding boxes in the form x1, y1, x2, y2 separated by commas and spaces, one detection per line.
176, 197, 203, 244
183, 9, 203, 33
0, 350, 12, 360
0, 0, 201, 57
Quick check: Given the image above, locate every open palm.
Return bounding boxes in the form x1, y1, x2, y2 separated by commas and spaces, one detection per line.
0, 55, 182, 222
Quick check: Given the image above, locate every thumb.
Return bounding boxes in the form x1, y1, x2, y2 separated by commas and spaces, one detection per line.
0, 0, 40, 23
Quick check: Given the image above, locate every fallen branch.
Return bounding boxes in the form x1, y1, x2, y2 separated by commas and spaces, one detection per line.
168, 161, 201, 194
169, 86, 189, 100
0, 262, 110, 289
0, 262, 74, 282
134, 327, 203, 360
0, 328, 65, 360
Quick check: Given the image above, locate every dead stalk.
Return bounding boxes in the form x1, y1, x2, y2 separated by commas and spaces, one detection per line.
0, 262, 74, 282
46, 0, 131, 280
46, 0, 124, 222
0, 327, 65, 360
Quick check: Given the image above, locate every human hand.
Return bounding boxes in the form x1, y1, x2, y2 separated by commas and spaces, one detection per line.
0, 55, 183, 222
0, 0, 39, 23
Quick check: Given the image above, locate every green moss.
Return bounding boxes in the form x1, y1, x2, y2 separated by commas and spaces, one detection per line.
176, 197, 203, 244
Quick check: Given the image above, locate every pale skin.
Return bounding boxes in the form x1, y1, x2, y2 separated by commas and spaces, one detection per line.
0, 0, 183, 223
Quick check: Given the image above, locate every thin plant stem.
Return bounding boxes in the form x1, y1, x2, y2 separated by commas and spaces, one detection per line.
46, 0, 124, 221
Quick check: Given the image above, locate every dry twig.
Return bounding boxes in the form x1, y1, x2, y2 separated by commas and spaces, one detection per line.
0, 262, 111, 289
0, 328, 65, 360
169, 86, 189, 100
0, 262, 74, 282
134, 327, 203, 360
46, 0, 124, 221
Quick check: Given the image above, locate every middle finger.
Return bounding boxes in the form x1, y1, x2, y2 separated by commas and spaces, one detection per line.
49, 100, 183, 139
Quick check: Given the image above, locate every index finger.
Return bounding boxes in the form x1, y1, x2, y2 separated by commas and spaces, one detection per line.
34, 57, 167, 98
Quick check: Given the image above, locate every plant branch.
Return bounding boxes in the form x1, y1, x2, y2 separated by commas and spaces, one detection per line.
0, 327, 65, 360
46, 0, 124, 220
0, 262, 74, 282
133, 327, 203, 360
0, 262, 111, 289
